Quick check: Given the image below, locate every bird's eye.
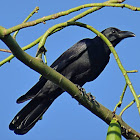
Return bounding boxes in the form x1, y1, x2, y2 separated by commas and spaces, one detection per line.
112, 30, 115, 33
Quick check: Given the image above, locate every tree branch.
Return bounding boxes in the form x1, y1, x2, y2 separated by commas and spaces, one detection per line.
3, 3, 140, 35
0, 0, 129, 66
0, 48, 11, 53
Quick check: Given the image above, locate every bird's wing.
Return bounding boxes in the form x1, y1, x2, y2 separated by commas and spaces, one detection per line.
50, 39, 89, 71
16, 39, 90, 103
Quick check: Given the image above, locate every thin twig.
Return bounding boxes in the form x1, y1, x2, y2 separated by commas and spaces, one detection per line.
0, 36, 41, 66
127, 70, 138, 73
114, 83, 128, 112
0, 48, 11, 53
119, 95, 140, 116
13, 7, 39, 39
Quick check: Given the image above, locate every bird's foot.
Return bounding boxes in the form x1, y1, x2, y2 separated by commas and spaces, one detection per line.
76, 84, 86, 96
75, 84, 95, 102
85, 92, 95, 102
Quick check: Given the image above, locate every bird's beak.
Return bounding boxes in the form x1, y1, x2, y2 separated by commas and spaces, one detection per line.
119, 31, 136, 39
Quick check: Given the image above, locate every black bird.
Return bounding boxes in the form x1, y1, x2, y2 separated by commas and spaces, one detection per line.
9, 27, 135, 135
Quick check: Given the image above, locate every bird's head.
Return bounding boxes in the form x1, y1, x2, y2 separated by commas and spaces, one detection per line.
102, 27, 135, 47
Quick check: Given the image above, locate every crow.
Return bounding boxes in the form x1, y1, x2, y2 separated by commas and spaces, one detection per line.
9, 27, 135, 135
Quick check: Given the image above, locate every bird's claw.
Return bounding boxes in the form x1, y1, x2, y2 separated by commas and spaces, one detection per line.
75, 84, 95, 102
86, 93, 95, 102
76, 84, 86, 96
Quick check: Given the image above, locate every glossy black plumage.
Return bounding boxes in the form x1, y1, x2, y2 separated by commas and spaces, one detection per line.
9, 27, 135, 135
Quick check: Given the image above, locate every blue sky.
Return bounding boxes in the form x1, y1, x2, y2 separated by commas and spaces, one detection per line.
0, 0, 140, 140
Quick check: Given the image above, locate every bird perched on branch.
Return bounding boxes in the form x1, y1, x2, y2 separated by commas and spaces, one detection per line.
9, 27, 135, 135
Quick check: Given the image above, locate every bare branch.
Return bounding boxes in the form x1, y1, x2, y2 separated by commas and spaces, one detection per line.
0, 48, 11, 53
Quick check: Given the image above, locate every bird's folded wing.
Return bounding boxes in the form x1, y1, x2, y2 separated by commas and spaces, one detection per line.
16, 39, 90, 103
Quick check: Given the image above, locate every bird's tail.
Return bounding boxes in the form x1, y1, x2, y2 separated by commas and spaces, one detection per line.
9, 89, 62, 135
